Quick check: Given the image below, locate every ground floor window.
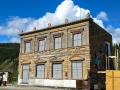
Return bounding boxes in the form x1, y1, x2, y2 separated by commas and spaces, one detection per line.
72, 61, 82, 78
36, 64, 44, 78
52, 63, 62, 78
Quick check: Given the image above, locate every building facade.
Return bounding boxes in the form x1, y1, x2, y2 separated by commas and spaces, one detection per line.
18, 13, 112, 89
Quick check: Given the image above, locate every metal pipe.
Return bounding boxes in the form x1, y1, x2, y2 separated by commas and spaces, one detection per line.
106, 56, 107, 70
108, 57, 109, 70
117, 49, 119, 70
115, 48, 117, 70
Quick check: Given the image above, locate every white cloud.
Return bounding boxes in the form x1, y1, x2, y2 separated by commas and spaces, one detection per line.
92, 11, 109, 28
10, 37, 20, 43
93, 18, 104, 28
0, 0, 119, 44
96, 11, 108, 21
0, 16, 34, 36
0, 0, 90, 43
105, 25, 120, 43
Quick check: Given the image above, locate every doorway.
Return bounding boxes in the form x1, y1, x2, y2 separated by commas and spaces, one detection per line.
22, 65, 29, 83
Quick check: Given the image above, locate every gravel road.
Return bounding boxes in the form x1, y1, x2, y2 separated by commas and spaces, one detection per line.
0, 86, 73, 90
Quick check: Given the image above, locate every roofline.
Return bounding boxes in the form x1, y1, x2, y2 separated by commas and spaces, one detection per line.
92, 20, 112, 36
20, 17, 93, 36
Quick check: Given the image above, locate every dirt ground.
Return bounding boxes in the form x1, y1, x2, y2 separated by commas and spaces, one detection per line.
0, 86, 75, 90
0, 86, 55, 90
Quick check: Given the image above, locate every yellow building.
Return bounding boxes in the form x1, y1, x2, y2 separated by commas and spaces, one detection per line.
18, 13, 112, 89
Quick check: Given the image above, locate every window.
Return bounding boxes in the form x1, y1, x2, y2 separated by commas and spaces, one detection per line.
73, 33, 81, 46
54, 36, 61, 49
36, 64, 44, 78
52, 63, 62, 78
39, 39, 45, 51
25, 42, 30, 52
72, 61, 82, 78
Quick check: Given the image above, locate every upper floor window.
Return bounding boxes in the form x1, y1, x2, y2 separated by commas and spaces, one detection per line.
54, 36, 61, 49
39, 39, 45, 51
25, 42, 30, 52
73, 33, 81, 46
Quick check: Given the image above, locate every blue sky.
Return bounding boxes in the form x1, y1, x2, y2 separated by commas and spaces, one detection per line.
0, 0, 120, 43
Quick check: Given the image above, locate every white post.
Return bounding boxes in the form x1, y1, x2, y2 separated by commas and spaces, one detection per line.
106, 56, 107, 70
108, 57, 109, 70
117, 49, 119, 70
115, 48, 117, 70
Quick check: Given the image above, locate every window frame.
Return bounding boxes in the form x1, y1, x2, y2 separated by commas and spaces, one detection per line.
72, 32, 82, 47
52, 62, 63, 79
38, 38, 45, 51
35, 63, 45, 78
22, 64, 29, 84
24, 41, 31, 53
71, 61, 83, 79
52, 33, 63, 49
54, 36, 62, 49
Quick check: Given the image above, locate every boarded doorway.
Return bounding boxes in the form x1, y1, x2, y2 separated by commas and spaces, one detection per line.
22, 65, 29, 83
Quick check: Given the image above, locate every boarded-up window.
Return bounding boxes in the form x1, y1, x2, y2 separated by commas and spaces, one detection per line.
53, 63, 62, 78
36, 64, 44, 78
72, 62, 82, 78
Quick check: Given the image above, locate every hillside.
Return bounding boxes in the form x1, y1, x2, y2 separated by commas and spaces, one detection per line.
0, 43, 20, 82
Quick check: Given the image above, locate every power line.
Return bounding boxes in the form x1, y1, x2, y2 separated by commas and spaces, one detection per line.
89, 33, 109, 38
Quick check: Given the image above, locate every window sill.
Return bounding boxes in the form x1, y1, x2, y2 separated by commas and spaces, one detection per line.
68, 45, 90, 48
51, 78, 63, 80
71, 78, 84, 80
20, 83, 28, 84
20, 52, 34, 54
34, 77, 63, 79
35, 77, 45, 79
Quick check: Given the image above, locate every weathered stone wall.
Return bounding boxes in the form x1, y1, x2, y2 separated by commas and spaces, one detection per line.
18, 17, 112, 89
89, 20, 112, 65
89, 19, 112, 89
18, 20, 90, 86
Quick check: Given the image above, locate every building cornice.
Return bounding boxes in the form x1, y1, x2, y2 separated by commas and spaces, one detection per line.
19, 18, 93, 36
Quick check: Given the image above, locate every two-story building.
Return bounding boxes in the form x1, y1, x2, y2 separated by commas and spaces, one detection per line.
18, 13, 112, 89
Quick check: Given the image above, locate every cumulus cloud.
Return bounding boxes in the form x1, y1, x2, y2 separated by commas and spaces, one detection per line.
106, 25, 120, 43
96, 11, 108, 21
93, 18, 104, 28
0, 0, 119, 44
0, 16, 34, 38
10, 37, 20, 43
92, 11, 109, 28
0, 0, 90, 43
